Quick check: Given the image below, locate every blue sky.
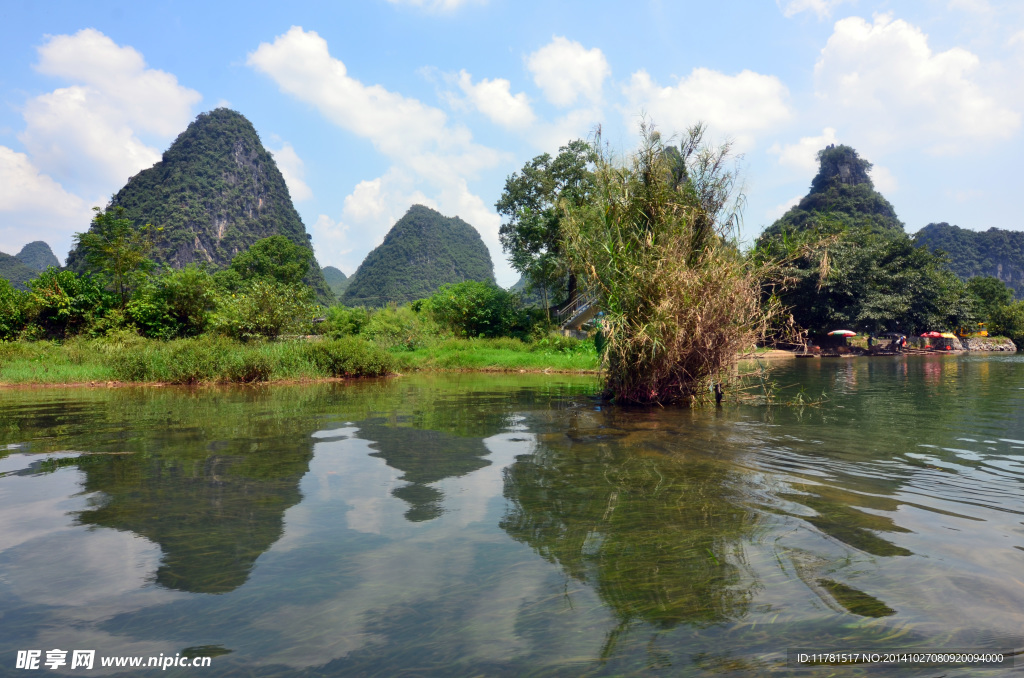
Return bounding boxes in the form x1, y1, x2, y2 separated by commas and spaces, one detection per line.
1, 0, 1022, 285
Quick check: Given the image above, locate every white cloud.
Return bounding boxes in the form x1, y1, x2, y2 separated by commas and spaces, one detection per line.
248, 27, 513, 282
769, 127, 840, 171
248, 27, 467, 158
526, 37, 610, 108
871, 164, 898, 193
948, 187, 985, 202
20, 87, 163, 194
455, 70, 536, 129
767, 195, 803, 222
270, 142, 313, 202
0, 29, 201, 263
0, 146, 91, 261
34, 29, 200, 137
529, 107, 603, 154
19, 29, 201, 196
623, 68, 792, 150
778, 0, 851, 19
342, 179, 387, 224
814, 14, 1020, 154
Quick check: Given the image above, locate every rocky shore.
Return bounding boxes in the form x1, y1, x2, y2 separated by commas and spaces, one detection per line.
962, 337, 1018, 352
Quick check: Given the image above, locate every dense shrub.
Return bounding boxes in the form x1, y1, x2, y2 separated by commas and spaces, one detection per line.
362, 304, 440, 350
225, 351, 274, 383
321, 305, 371, 338
27, 268, 109, 338
0, 279, 28, 340
108, 335, 233, 383
103, 335, 394, 384
213, 280, 318, 340
301, 336, 395, 377
128, 265, 218, 338
528, 334, 592, 355
426, 281, 533, 339
563, 124, 772, 404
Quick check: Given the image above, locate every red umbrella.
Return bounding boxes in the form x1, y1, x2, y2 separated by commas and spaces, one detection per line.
920, 331, 943, 338
827, 330, 856, 337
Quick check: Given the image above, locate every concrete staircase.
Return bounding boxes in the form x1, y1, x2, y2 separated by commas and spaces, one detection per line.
556, 292, 599, 332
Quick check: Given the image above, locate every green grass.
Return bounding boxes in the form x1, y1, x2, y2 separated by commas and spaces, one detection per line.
0, 335, 395, 385
0, 334, 600, 385
0, 340, 115, 384
395, 336, 600, 372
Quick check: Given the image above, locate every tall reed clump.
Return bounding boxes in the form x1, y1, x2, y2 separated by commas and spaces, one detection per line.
562, 123, 779, 404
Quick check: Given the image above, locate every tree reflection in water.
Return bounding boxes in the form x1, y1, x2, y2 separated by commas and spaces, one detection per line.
500, 410, 761, 656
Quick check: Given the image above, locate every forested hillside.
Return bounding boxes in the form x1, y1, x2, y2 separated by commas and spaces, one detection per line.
322, 266, 350, 298
0, 252, 38, 290
915, 223, 1024, 299
342, 205, 494, 306
16, 242, 59, 271
756, 145, 973, 335
0, 241, 59, 290
65, 108, 332, 301
761, 144, 904, 239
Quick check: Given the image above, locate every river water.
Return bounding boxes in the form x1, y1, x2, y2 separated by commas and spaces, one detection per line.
0, 356, 1021, 676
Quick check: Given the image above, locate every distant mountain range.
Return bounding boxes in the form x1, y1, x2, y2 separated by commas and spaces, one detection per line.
915, 223, 1024, 299
65, 108, 332, 302
341, 204, 494, 306
0, 241, 59, 290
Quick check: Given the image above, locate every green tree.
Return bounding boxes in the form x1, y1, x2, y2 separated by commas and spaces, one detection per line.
810, 144, 873, 193
26, 267, 108, 338
915, 223, 1024, 300
761, 145, 903, 240
966, 276, 1014, 324
989, 300, 1024, 347
496, 139, 596, 309
321, 305, 371, 338
757, 222, 976, 335
0, 278, 28, 340
65, 109, 335, 303
755, 144, 976, 336
229, 235, 312, 286
128, 265, 218, 339
426, 280, 532, 339
341, 205, 494, 307
73, 206, 156, 307
213, 280, 317, 341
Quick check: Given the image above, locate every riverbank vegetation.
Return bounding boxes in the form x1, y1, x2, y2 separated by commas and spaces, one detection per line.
0, 332, 597, 386
0, 236, 598, 385
2, 127, 1022, 396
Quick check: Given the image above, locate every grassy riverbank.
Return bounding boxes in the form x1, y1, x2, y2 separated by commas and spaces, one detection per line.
0, 334, 600, 386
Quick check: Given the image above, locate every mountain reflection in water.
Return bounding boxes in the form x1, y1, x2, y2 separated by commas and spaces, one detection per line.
0, 361, 1020, 676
